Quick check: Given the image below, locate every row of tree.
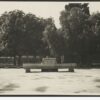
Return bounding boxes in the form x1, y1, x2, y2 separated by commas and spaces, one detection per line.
0, 3, 100, 66
59, 3, 100, 66
0, 10, 61, 66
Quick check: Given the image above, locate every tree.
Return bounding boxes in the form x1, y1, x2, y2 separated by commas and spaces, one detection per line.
59, 3, 93, 64
23, 14, 45, 57
0, 10, 51, 65
0, 10, 25, 66
89, 12, 100, 62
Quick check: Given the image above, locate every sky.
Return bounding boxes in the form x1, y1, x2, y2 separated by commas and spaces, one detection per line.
0, 1, 100, 28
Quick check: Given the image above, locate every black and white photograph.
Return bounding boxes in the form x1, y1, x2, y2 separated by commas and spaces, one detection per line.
0, 1, 100, 96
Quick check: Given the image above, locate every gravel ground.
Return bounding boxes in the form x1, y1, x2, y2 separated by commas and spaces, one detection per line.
0, 68, 100, 95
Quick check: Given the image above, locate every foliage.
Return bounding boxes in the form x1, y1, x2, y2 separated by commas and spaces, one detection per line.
1, 3, 100, 67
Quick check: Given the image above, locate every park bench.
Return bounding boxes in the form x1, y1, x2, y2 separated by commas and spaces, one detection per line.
23, 58, 77, 73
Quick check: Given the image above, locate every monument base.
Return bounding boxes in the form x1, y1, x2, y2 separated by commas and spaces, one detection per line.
26, 69, 31, 73
41, 69, 58, 72
68, 68, 74, 72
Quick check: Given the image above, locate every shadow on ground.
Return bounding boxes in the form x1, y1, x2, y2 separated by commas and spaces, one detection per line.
94, 79, 100, 82
96, 85, 100, 88
35, 86, 48, 92
0, 83, 19, 93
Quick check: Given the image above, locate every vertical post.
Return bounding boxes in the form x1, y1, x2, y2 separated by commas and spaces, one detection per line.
14, 55, 17, 66
61, 55, 64, 64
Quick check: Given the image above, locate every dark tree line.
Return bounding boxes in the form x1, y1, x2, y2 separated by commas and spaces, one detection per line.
0, 10, 60, 66
59, 3, 100, 66
0, 3, 100, 67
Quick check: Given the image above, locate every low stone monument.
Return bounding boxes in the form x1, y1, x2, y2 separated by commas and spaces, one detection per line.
42, 57, 57, 64
24, 57, 76, 73
41, 57, 58, 72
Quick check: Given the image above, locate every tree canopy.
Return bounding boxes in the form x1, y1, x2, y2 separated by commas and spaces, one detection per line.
0, 3, 100, 67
